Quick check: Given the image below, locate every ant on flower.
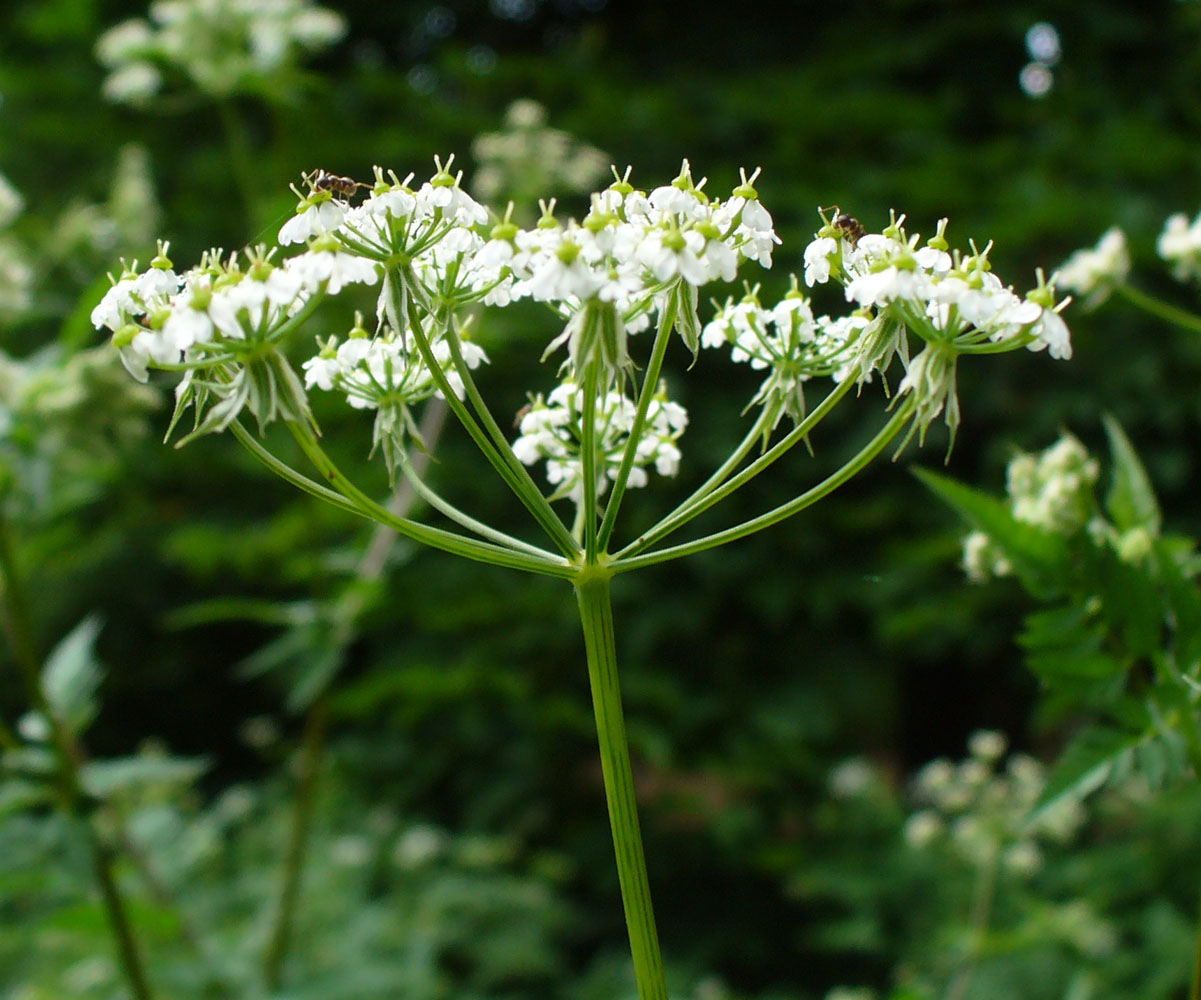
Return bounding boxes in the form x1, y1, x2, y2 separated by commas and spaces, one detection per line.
303, 168, 368, 198
820, 205, 867, 248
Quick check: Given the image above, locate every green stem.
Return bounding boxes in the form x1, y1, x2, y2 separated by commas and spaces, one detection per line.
943, 854, 998, 1000
615, 376, 860, 563
0, 512, 154, 1000
1192, 879, 1201, 1000
595, 292, 677, 552
667, 403, 777, 525
1115, 283, 1201, 337
574, 573, 668, 1000
396, 444, 550, 559
359, 398, 447, 580
613, 397, 914, 573
263, 694, 328, 990
581, 359, 601, 562
399, 272, 578, 557
229, 420, 574, 578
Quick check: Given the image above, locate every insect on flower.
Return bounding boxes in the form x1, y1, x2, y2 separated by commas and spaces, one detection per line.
821, 205, 867, 248
305, 168, 368, 198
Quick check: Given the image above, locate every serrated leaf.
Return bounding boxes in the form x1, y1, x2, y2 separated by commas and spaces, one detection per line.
914, 467, 1068, 597
80, 754, 208, 798
1026, 724, 1146, 825
1154, 538, 1201, 668
1088, 544, 1162, 659
1102, 414, 1160, 535
41, 615, 103, 736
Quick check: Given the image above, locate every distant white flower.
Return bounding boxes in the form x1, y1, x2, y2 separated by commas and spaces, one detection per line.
1158, 211, 1201, 282
1057, 227, 1129, 306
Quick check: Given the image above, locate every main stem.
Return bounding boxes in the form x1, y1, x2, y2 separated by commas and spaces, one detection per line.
574, 574, 668, 1000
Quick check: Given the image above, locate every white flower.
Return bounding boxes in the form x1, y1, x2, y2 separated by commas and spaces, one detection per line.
903, 810, 943, 849
1057, 227, 1129, 306
1158, 211, 1201, 282
513, 380, 687, 503
279, 199, 347, 245
101, 62, 163, 104
803, 237, 838, 286
285, 247, 378, 294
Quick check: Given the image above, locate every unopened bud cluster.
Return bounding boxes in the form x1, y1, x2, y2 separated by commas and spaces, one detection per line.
960, 432, 1161, 583
904, 730, 1085, 875
963, 433, 1099, 581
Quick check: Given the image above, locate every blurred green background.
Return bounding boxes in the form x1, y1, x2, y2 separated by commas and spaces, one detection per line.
6, 1, 1201, 998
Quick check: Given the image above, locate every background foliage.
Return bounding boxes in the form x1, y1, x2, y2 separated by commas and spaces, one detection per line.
5, 1, 1201, 997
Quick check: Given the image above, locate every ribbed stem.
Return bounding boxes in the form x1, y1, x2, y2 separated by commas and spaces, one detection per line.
574, 574, 668, 1000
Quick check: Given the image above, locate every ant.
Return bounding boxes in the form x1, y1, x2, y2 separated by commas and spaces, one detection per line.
304, 168, 368, 198
820, 205, 866, 248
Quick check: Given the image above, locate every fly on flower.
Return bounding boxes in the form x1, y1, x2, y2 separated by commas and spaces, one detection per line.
820, 205, 867, 248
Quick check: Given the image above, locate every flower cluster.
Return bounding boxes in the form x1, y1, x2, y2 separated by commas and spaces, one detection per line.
92, 241, 378, 384
1057, 226, 1130, 307
701, 279, 857, 435
801, 210, 1071, 443
302, 315, 488, 477
470, 161, 780, 375
91, 239, 380, 440
962, 433, 1101, 581
470, 99, 610, 208
95, 159, 1072, 505
1157, 209, 1201, 283
96, 0, 345, 105
0, 171, 31, 317
804, 211, 1070, 357
904, 730, 1086, 874
512, 381, 688, 503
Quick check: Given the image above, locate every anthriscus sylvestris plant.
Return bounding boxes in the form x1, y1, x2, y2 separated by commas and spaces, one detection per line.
92, 155, 1072, 999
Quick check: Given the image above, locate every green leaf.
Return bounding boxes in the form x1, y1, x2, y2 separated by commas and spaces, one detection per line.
1102, 414, 1161, 535
1018, 600, 1128, 677
674, 282, 702, 364
1154, 538, 1201, 669
41, 615, 103, 736
914, 467, 1068, 597
0, 777, 54, 816
80, 754, 208, 798
1027, 724, 1146, 825
285, 644, 346, 712
164, 596, 318, 630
